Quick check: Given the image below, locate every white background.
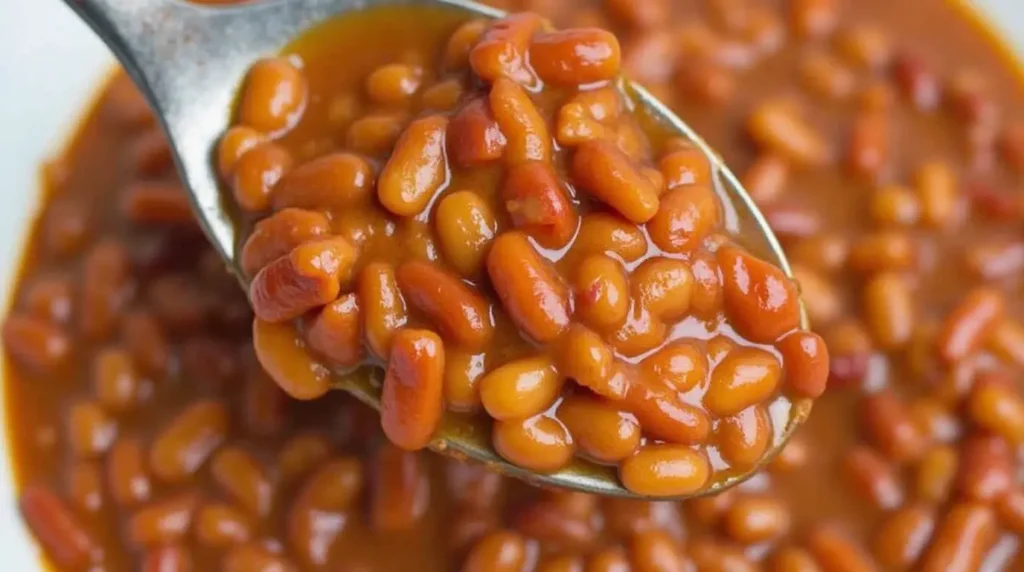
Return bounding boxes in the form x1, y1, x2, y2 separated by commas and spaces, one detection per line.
0, 0, 1021, 568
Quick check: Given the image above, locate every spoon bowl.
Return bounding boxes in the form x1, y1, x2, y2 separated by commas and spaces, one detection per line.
63, 0, 808, 498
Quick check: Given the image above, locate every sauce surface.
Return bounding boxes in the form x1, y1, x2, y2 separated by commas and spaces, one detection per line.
5, 0, 1024, 570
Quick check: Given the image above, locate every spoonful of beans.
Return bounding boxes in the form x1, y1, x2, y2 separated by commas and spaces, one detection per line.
63, 0, 829, 499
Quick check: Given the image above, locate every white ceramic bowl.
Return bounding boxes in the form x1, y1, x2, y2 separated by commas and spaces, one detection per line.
1, 0, 1022, 568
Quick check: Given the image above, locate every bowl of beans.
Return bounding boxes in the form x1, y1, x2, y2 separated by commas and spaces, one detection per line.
2, 0, 1024, 570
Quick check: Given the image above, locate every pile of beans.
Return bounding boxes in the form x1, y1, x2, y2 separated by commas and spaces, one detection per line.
4, 0, 1024, 570
221, 8, 828, 497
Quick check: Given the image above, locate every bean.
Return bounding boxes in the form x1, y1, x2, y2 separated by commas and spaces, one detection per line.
954, 432, 1012, 502
605, 0, 669, 29
556, 86, 621, 147
371, 444, 429, 532
629, 528, 687, 571
107, 438, 151, 507
2, 314, 71, 373
446, 462, 504, 515
776, 331, 829, 399
872, 505, 935, 569
935, 287, 1004, 364
396, 260, 494, 350
639, 341, 707, 393
705, 347, 782, 418
142, 544, 191, 572
380, 329, 445, 451
718, 245, 801, 343
346, 111, 408, 155
253, 318, 331, 400
789, 0, 839, 38
463, 530, 529, 572
747, 100, 829, 167
232, 142, 294, 212
359, 263, 408, 360
554, 325, 623, 399
493, 415, 575, 473
150, 401, 227, 483
716, 405, 772, 470
248, 237, 357, 323
530, 28, 621, 85
919, 503, 996, 572
238, 56, 306, 133
196, 502, 252, 547
272, 152, 374, 211
742, 154, 789, 205
574, 139, 660, 223
843, 446, 903, 510
120, 182, 194, 226
487, 232, 572, 343
212, 446, 272, 518
443, 350, 488, 412
470, 13, 543, 84
631, 257, 695, 321
19, 485, 99, 568
619, 444, 710, 497
445, 19, 488, 69
806, 525, 878, 572
869, 184, 920, 228
67, 461, 103, 513
448, 98, 507, 167
67, 400, 117, 459
277, 433, 331, 486
912, 161, 959, 228
622, 376, 711, 444
859, 389, 927, 462
997, 486, 1024, 534
659, 146, 712, 189
914, 445, 958, 504
22, 273, 73, 325
967, 378, 1024, 443
366, 63, 422, 106
835, 25, 892, 71
688, 537, 758, 572
480, 356, 563, 420
572, 212, 648, 263
675, 58, 736, 106
378, 115, 449, 216
574, 254, 630, 332
288, 458, 363, 566
128, 492, 199, 547
421, 78, 464, 111
767, 548, 821, 572
490, 77, 552, 164
435, 190, 498, 277
503, 161, 578, 249
801, 51, 856, 101
608, 303, 668, 358
79, 240, 132, 341
305, 293, 363, 368
862, 272, 914, 350
224, 543, 298, 572
557, 394, 641, 463
724, 495, 791, 544
217, 125, 267, 179
91, 346, 140, 412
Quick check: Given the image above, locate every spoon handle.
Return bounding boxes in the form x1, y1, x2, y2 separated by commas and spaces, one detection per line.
60, 0, 186, 108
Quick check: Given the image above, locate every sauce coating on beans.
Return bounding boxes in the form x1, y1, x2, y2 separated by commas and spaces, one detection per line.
223, 6, 821, 496
5, 0, 1024, 570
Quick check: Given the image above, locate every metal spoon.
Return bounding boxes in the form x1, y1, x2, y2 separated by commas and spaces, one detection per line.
62, 0, 809, 498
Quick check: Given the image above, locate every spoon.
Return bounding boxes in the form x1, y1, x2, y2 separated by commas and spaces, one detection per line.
62, 0, 808, 498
